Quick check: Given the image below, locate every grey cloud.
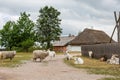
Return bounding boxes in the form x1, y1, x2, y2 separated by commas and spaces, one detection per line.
0, 0, 119, 40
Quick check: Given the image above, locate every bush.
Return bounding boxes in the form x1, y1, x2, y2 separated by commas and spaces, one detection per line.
28, 46, 42, 52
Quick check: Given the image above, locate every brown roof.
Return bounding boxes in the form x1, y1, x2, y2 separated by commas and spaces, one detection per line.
69, 28, 115, 45
53, 36, 75, 46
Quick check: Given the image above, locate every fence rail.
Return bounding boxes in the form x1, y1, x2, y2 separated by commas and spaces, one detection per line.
81, 43, 120, 59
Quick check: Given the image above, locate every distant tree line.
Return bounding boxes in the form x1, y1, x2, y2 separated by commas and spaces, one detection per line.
0, 6, 62, 52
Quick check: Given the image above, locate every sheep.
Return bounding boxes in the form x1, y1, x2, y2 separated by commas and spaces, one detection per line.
47, 49, 56, 60
0, 51, 16, 61
33, 50, 49, 62
107, 54, 119, 64
74, 57, 84, 64
64, 50, 73, 60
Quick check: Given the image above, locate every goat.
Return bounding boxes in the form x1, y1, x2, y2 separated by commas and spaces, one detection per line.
88, 51, 93, 58
47, 49, 56, 60
64, 50, 73, 60
100, 55, 108, 61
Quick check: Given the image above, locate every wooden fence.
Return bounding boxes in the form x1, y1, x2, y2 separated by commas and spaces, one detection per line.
81, 43, 120, 59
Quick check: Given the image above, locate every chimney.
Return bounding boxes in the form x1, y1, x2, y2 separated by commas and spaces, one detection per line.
68, 34, 74, 37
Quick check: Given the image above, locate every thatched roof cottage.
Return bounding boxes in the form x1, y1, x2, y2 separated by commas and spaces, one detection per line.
68, 28, 115, 52
69, 28, 115, 45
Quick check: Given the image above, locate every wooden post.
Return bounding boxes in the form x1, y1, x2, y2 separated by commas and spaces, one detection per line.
114, 12, 120, 43
118, 12, 120, 43
110, 11, 120, 43
110, 25, 117, 43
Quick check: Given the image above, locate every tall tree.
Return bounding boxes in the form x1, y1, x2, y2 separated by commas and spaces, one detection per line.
16, 12, 35, 51
36, 6, 62, 49
0, 21, 16, 50
0, 12, 35, 51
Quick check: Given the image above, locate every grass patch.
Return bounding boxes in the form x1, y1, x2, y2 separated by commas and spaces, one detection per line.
0, 52, 32, 67
64, 56, 120, 80
99, 77, 120, 80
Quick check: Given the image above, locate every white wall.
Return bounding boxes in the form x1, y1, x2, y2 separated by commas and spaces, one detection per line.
67, 45, 81, 52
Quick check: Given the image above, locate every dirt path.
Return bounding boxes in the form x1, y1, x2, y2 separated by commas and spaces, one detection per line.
0, 55, 108, 80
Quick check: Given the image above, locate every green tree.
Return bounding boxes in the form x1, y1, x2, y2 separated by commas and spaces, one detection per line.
0, 12, 35, 51
21, 39, 34, 52
36, 6, 62, 49
16, 12, 35, 51
0, 21, 16, 50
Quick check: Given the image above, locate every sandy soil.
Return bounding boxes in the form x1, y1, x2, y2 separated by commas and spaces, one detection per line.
0, 55, 109, 80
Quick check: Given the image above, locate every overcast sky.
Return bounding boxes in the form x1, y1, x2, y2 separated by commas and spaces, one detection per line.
0, 0, 120, 41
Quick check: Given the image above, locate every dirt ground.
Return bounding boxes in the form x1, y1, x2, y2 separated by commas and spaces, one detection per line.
0, 55, 109, 80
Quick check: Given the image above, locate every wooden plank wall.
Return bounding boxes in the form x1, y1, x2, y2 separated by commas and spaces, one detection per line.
81, 43, 120, 59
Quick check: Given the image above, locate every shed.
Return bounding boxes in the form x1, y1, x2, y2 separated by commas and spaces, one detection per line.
53, 35, 75, 52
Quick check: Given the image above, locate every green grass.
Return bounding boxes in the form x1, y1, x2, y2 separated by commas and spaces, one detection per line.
0, 52, 32, 67
99, 77, 120, 80
64, 56, 120, 80
56, 52, 64, 55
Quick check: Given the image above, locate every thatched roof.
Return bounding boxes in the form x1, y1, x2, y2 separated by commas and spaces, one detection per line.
69, 28, 115, 45
53, 36, 75, 46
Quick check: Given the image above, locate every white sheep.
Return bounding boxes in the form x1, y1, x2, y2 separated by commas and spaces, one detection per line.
74, 57, 84, 64
47, 49, 56, 60
107, 54, 119, 64
33, 50, 49, 62
64, 50, 73, 60
0, 51, 16, 61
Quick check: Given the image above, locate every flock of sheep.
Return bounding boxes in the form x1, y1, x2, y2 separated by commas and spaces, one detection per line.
3, 49, 118, 65
0, 49, 84, 65
0, 49, 119, 65
0, 49, 56, 62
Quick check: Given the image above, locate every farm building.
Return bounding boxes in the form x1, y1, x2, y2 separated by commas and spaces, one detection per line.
53, 35, 75, 52
68, 28, 115, 52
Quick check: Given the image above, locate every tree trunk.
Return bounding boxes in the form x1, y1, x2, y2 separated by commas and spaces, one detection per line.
47, 41, 50, 49
10, 46, 12, 50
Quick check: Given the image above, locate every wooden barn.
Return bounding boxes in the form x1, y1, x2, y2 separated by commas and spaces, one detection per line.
53, 35, 75, 52
68, 28, 115, 53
